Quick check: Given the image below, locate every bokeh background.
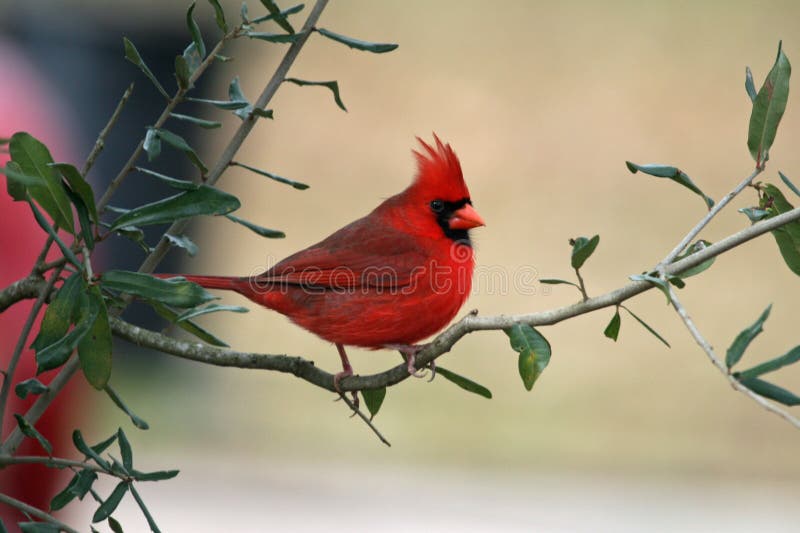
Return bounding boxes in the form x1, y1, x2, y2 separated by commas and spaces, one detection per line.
2, 1, 800, 531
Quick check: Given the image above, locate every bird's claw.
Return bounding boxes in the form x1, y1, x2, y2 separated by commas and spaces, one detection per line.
333, 366, 359, 411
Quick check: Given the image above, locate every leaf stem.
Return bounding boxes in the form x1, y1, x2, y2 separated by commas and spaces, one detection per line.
574, 267, 589, 301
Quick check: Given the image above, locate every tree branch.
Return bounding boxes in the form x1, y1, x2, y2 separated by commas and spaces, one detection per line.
666, 286, 800, 429
0, 492, 80, 533
0, 455, 111, 476
0, 274, 46, 313
108, 206, 800, 395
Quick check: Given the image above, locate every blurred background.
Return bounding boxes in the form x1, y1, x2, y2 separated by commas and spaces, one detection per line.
2, 0, 800, 531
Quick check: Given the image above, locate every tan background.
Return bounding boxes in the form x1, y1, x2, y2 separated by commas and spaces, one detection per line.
54, 0, 800, 530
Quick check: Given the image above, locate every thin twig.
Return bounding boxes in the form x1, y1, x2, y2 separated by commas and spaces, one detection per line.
574, 267, 589, 301
0, 455, 111, 476
82, 83, 135, 176
666, 285, 800, 429
658, 166, 764, 269
338, 393, 391, 447
0, 265, 64, 434
0, 492, 80, 533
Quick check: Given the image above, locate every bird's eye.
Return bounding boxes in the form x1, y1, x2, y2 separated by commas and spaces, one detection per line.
430, 200, 445, 213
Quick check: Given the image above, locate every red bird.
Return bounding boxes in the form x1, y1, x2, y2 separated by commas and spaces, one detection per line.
162, 135, 484, 392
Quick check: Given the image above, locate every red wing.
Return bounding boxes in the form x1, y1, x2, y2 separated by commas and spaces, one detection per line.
256, 215, 428, 289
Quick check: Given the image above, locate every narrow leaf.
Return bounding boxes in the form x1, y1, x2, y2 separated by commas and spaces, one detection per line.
152, 128, 207, 173
109, 185, 239, 231
246, 31, 304, 43
620, 306, 670, 348
50, 474, 81, 511
739, 376, 800, 406
14, 414, 52, 455
135, 167, 197, 190
738, 345, 800, 380
77, 286, 113, 389
225, 213, 285, 238
435, 366, 492, 399
36, 291, 100, 373
284, 77, 347, 111
231, 161, 309, 189
187, 96, 249, 110
169, 112, 221, 129
672, 239, 715, 278
726, 304, 772, 368
174, 55, 192, 90
15, 378, 49, 399
208, 0, 228, 32
745, 66, 757, 103
73, 429, 111, 469
143, 128, 161, 162
739, 207, 770, 222
105, 385, 150, 430
101, 270, 216, 308
129, 484, 161, 533
539, 278, 580, 288
132, 469, 180, 482
761, 184, 800, 276
123, 38, 169, 99
251, 3, 304, 24
258, 0, 295, 33
91, 433, 119, 456
92, 481, 129, 523
31, 272, 84, 352
748, 42, 791, 167
504, 324, 551, 391
570, 235, 600, 269
175, 303, 248, 322
28, 200, 82, 268
150, 302, 230, 347
117, 428, 133, 471
361, 388, 386, 419
316, 27, 398, 53
604, 308, 621, 341
10, 132, 74, 232
108, 517, 124, 533
64, 183, 96, 250
182, 42, 202, 76
3, 161, 30, 200
51, 163, 99, 224
625, 161, 714, 209
165, 233, 199, 256
779, 171, 800, 198
629, 273, 672, 304
186, 2, 207, 58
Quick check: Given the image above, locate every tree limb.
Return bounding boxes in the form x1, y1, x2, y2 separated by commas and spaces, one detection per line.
0, 274, 46, 313
0, 492, 80, 533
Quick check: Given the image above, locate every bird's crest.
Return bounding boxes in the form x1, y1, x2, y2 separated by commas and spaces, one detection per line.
410, 134, 470, 201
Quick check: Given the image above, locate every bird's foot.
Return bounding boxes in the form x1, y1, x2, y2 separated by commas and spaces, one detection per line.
384, 343, 436, 381
334, 344, 359, 411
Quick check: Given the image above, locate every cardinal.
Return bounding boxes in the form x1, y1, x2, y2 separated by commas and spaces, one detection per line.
159, 135, 484, 397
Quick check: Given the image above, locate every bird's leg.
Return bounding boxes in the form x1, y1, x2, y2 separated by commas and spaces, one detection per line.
384, 343, 436, 381
334, 343, 359, 410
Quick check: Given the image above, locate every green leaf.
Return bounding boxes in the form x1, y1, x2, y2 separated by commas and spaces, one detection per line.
739, 207, 770, 222
175, 303, 249, 322
538, 278, 579, 287
174, 55, 192, 90
108, 517, 124, 533
620, 305, 670, 348
570, 235, 599, 269
15, 378, 49, 399
109, 185, 239, 231
169, 112, 221, 129
258, 0, 295, 33
151, 128, 207, 173
739, 376, 800, 406
117, 428, 133, 471
3, 161, 29, 200
31, 272, 84, 352
150, 301, 230, 347
186, 2, 207, 58
629, 273, 672, 304
105, 385, 150, 430
604, 308, 621, 341
748, 42, 791, 167
737, 345, 800, 380
208, 0, 228, 32
231, 161, 309, 189
77, 286, 113, 389
28, 200, 82, 268
19, 523, 61, 532
745, 66, 757, 103
10, 132, 74, 232
123, 37, 169, 99
246, 31, 304, 43
135, 167, 198, 190
51, 163, 98, 224
725, 304, 772, 368
251, 3, 304, 24
14, 414, 52, 455
165, 233, 199, 256
361, 388, 386, 419
101, 270, 216, 308
131, 469, 180, 482
250, 107, 273, 119
112, 224, 152, 254
90, 433, 119, 457
225, 213, 285, 238
672, 239, 715, 278
284, 77, 347, 111
92, 481, 129, 523
37, 290, 100, 373
182, 42, 202, 76
50, 473, 81, 510
73, 429, 111, 470
316, 27, 398, 53
761, 184, 800, 276
779, 171, 800, 198
435, 366, 492, 399
64, 182, 95, 250
129, 484, 161, 533
504, 324, 551, 391
625, 161, 714, 209
187, 96, 249, 110
143, 128, 161, 162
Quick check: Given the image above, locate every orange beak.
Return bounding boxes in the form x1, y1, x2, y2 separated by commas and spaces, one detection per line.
449, 203, 486, 230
